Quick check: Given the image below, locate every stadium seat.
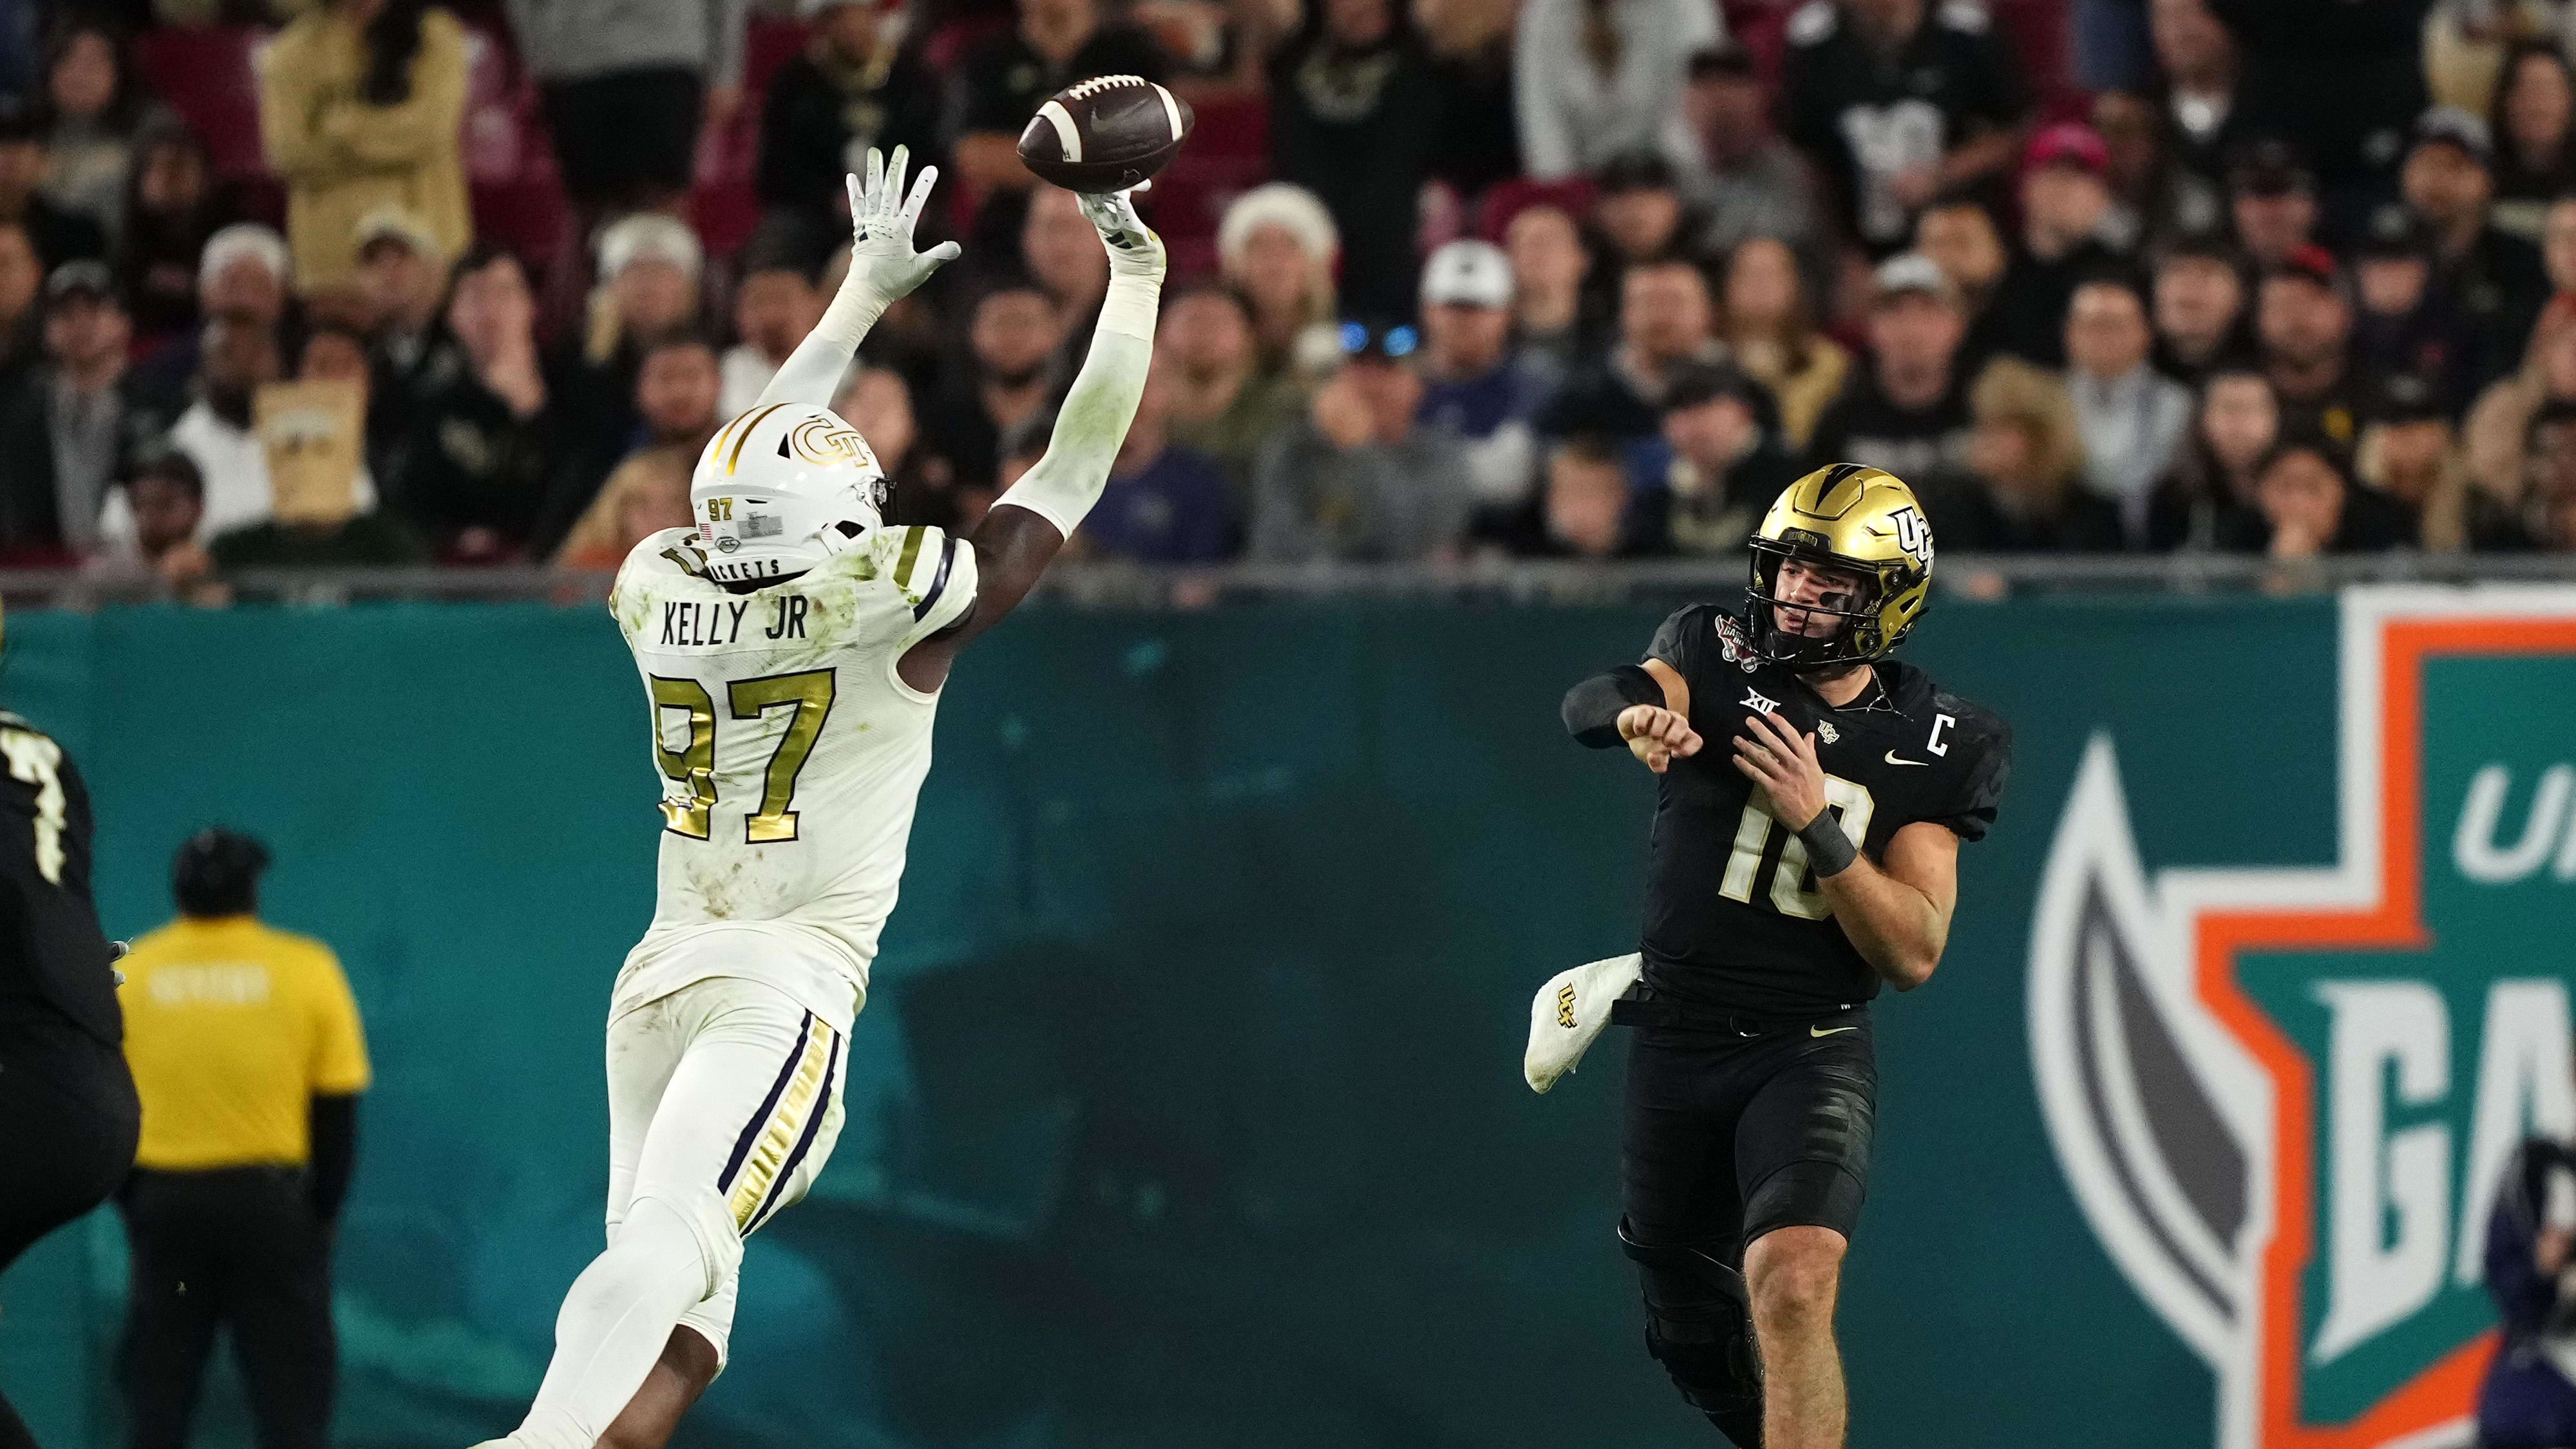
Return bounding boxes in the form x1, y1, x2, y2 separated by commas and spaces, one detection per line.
135, 26, 271, 181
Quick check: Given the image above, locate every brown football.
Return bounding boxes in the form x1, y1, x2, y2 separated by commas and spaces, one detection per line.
1016, 74, 1195, 194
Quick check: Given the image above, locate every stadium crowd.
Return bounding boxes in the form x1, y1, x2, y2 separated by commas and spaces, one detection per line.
1, 0, 2575, 586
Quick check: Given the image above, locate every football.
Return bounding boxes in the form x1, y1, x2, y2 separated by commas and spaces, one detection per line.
1016, 74, 1195, 194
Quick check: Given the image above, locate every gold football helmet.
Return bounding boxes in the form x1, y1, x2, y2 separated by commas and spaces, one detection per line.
1746, 463, 1935, 668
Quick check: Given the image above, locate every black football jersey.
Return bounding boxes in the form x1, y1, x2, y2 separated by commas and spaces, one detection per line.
1635, 605, 2011, 1018
0, 710, 120, 1044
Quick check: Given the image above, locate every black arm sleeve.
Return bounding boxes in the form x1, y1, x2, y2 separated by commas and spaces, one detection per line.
308, 1093, 359, 1227
1562, 665, 1665, 748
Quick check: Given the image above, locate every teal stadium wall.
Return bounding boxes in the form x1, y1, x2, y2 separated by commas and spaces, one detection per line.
0, 589, 2560, 1449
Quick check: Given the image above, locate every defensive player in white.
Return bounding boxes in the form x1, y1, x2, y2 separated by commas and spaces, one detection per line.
473, 146, 1165, 1449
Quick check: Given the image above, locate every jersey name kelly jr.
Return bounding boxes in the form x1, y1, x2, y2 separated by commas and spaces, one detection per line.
659, 594, 812, 649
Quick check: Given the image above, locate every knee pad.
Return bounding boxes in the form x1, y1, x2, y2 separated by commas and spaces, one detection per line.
1620, 1218, 1763, 1446
622, 1192, 742, 1303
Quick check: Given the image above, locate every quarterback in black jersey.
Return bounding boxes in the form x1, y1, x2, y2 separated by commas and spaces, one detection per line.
0, 603, 140, 1449
1556, 464, 2009, 1449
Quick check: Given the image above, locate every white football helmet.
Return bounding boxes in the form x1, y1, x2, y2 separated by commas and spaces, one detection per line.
687, 402, 890, 584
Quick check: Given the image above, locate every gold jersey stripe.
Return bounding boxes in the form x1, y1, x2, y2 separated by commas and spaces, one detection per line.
725, 1017, 837, 1231
894, 526, 925, 591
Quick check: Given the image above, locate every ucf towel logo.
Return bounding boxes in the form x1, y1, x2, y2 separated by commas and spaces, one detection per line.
1557, 982, 1578, 1029
2029, 591, 2576, 1449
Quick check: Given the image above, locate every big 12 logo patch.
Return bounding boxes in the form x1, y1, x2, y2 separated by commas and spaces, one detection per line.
2030, 590, 2576, 1449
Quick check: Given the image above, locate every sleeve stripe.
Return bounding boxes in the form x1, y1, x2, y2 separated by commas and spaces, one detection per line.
894, 525, 925, 591
911, 536, 956, 621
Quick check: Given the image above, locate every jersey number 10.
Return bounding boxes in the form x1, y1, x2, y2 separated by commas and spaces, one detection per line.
649, 668, 837, 842
1718, 775, 1875, 920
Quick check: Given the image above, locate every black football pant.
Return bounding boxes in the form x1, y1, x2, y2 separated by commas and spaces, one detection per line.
118, 1168, 335, 1449
1622, 1008, 1879, 1265
0, 1009, 140, 1449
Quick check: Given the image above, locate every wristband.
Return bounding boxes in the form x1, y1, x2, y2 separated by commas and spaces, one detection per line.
1798, 811, 1859, 878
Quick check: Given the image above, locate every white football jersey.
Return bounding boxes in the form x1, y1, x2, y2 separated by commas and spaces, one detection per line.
607, 522, 977, 1027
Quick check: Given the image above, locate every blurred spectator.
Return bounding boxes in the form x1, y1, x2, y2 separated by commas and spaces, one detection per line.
1913, 191, 2009, 370
394, 249, 573, 560
1159, 283, 1303, 497
1081, 365, 1235, 562
1717, 233, 1848, 453
2211, 0, 2426, 212
2528, 190, 2576, 367
563, 213, 705, 488
0, 261, 132, 557
2524, 399, 2576, 549
2092, 90, 2160, 249
950, 0, 1168, 198
551, 443, 692, 568
1268, 0, 1444, 318
0, 219, 36, 375
2064, 276, 2191, 542
2227, 137, 2322, 270
1643, 361, 1797, 555
1988, 124, 2127, 367
1552, 254, 1718, 436
1521, 432, 1655, 556
301, 319, 392, 481
1502, 199, 1596, 383
1677, 43, 1819, 278
719, 256, 821, 415
2146, 362, 2274, 549
2488, 41, 2576, 244
755, 0, 943, 247
2401, 106, 2549, 392
258, 0, 468, 296
204, 316, 423, 571
354, 207, 452, 466
2351, 204, 2469, 407
2149, 232, 2249, 382
2145, 0, 2248, 238
126, 223, 290, 429
117, 118, 245, 349
1926, 356, 2124, 551
1591, 151, 1693, 274
1511, 0, 1716, 182
37, 20, 153, 247
1780, 0, 2027, 254
103, 315, 282, 546
2465, 299, 2576, 520
2259, 245, 2365, 450
531, 334, 720, 554
1419, 0, 1522, 194
0, 95, 102, 266
1250, 319, 1472, 560
1218, 182, 1338, 373
1022, 184, 1108, 357
2356, 381, 2475, 550
1807, 252, 1973, 480
834, 365, 949, 525
116, 830, 369, 1449
511, 0, 745, 218
920, 279, 1065, 495
79, 451, 216, 597
2251, 436, 2410, 559
1417, 240, 1544, 528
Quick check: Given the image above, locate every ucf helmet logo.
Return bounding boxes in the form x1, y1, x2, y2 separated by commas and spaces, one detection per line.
2030, 592, 2576, 1449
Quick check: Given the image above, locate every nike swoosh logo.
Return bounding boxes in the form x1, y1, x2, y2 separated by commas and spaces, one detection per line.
1810, 1025, 1857, 1037
1884, 752, 1930, 766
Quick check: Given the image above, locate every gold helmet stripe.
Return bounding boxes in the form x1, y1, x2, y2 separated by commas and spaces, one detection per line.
726, 404, 793, 475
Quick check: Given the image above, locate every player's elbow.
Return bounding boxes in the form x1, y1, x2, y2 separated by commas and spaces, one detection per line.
1882, 947, 1941, 992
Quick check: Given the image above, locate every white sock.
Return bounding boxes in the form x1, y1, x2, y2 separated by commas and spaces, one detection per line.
507, 1197, 715, 1449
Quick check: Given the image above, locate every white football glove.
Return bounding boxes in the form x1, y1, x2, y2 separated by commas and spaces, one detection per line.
1524, 952, 1643, 1093
1075, 184, 1167, 280
843, 145, 961, 307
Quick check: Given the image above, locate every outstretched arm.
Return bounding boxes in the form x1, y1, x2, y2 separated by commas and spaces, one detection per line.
758, 146, 961, 410
898, 189, 1166, 692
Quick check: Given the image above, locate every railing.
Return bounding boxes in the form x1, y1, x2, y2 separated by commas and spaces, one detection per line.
6, 552, 2576, 610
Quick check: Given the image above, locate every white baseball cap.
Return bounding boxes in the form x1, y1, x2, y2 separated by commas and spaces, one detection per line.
1421, 240, 1513, 309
